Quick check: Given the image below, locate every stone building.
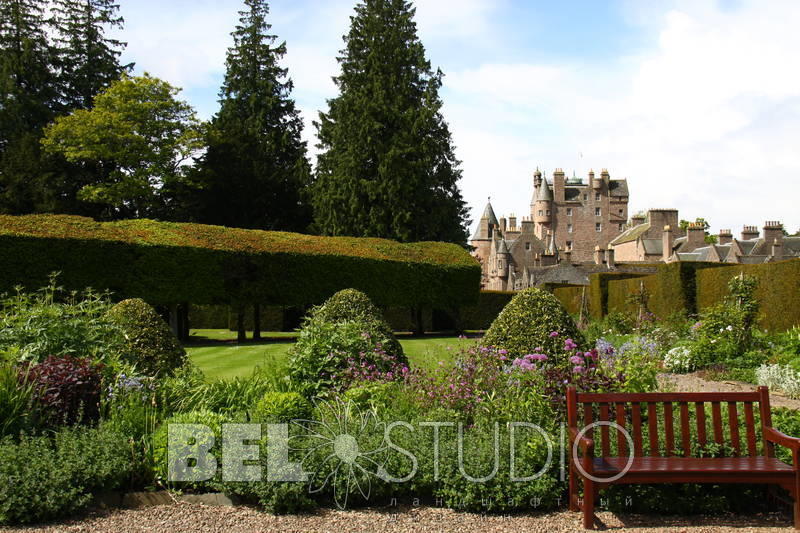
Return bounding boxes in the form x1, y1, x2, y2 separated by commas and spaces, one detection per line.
611, 213, 800, 264
531, 168, 629, 263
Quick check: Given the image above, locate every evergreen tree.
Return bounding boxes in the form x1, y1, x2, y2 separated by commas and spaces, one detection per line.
312, 0, 469, 245
0, 0, 59, 213
51, 0, 131, 110
194, 0, 311, 231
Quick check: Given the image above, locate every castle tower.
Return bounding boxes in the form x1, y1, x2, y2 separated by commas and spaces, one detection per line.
531, 169, 553, 240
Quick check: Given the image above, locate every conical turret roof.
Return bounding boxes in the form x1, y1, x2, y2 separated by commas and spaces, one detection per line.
482, 201, 499, 226
533, 179, 553, 202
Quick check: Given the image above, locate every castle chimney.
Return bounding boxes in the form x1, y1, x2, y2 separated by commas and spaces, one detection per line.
686, 222, 706, 252
594, 245, 605, 265
772, 238, 784, 262
741, 225, 759, 241
508, 214, 517, 230
718, 229, 732, 245
606, 245, 615, 269
553, 169, 565, 202
663, 225, 674, 262
591, 169, 602, 190
563, 247, 572, 264
499, 216, 506, 233
763, 221, 784, 247
631, 213, 646, 227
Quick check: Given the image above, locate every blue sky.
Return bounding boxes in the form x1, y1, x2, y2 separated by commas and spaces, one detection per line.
117, 0, 800, 236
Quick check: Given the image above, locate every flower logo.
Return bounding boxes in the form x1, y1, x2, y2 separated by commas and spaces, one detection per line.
291, 399, 388, 509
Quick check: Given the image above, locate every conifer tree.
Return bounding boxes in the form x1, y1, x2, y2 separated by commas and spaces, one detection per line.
194, 0, 311, 231
312, 0, 469, 245
51, 0, 131, 110
0, 0, 59, 213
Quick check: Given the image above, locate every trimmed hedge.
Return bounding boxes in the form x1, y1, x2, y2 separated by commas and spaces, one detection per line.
588, 272, 647, 318
696, 258, 800, 331
457, 290, 515, 331
607, 263, 728, 319
549, 285, 585, 316
0, 215, 480, 308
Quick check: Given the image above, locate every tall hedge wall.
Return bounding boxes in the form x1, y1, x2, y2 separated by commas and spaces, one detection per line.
550, 285, 585, 315
588, 272, 648, 318
457, 290, 515, 331
0, 215, 480, 308
606, 262, 728, 319
696, 258, 800, 331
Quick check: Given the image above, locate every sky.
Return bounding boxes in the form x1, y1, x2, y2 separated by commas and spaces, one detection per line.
116, 0, 800, 236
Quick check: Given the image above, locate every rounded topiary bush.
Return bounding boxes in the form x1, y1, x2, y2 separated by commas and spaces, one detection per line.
482, 287, 584, 361
106, 298, 186, 376
252, 392, 312, 423
310, 289, 403, 357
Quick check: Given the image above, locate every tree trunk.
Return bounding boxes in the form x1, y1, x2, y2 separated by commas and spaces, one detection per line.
253, 303, 261, 340
168, 304, 180, 338
412, 306, 424, 336
237, 305, 246, 343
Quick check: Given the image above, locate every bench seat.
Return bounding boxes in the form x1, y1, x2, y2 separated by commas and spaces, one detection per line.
594, 456, 794, 475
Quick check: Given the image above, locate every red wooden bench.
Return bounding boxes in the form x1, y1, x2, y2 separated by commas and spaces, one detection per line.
567, 385, 800, 529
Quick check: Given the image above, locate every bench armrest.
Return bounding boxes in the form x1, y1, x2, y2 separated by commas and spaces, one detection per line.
568, 426, 595, 455
765, 427, 800, 452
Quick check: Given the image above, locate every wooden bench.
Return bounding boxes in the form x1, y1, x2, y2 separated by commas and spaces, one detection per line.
567, 385, 800, 529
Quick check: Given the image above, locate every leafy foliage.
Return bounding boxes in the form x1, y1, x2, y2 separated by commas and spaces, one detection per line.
0, 364, 37, 437
482, 287, 584, 361
42, 74, 203, 219
25, 354, 104, 426
0, 426, 135, 524
251, 391, 311, 423
0, 278, 121, 365
312, 0, 469, 244
105, 298, 186, 376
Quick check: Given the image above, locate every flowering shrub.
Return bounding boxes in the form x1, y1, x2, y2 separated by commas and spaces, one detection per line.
664, 346, 695, 373
23, 355, 104, 426
613, 337, 660, 392
756, 364, 800, 398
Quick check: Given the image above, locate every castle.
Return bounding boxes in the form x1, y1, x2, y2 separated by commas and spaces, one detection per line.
470, 168, 629, 290
471, 169, 799, 291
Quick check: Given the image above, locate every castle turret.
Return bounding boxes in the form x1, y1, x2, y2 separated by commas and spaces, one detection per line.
497, 238, 510, 278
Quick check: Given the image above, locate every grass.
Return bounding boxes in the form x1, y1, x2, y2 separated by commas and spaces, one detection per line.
186, 329, 474, 380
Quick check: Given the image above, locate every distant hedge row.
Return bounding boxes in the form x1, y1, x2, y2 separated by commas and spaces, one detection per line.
0, 215, 481, 308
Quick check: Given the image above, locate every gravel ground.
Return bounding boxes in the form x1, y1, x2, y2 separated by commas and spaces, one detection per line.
659, 372, 800, 410
0, 503, 794, 533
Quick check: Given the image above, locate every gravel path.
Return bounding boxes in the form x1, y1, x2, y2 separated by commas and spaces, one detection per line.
659, 372, 800, 410
0, 503, 794, 533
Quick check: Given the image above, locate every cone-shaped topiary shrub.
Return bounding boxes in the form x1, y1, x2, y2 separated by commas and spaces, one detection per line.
106, 298, 186, 376
308, 289, 404, 358
482, 287, 584, 363
288, 289, 407, 397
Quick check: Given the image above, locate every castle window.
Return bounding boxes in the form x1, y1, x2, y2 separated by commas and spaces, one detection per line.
619, 209, 623, 214
567, 224, 573, 233
595, 207, 601, 216
596, 223, 602, 232
538, 210, 543, 216
566, 241, 572, 249
525, 242, 531, 250
546, 210, 551, 216
618, 223, 624, 231
583, 194, 588, 201
566, 208, 573, 216
595, 193, 601, 201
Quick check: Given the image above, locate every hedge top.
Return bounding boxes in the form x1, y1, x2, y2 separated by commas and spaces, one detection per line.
0, 215, 476, 268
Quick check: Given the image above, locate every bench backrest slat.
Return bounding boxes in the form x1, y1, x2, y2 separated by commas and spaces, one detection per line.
664, 402, 675, 456
727, 401, 741, 455
570, 387, 770, 459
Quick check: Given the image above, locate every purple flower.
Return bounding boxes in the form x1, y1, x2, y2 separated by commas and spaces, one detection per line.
549, 331, 560, 338
573, 366, 585, 373
569, 355, 584, 365
564, 338, 578, 351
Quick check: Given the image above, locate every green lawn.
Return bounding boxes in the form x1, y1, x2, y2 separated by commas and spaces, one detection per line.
186, 329, 474, 380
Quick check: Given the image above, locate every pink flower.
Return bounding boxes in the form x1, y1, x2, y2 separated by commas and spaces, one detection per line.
569, 355, 584, 365
549, 331, 559, 338
572, 366, 584, 373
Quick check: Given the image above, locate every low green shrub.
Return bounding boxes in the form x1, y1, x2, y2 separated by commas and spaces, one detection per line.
482, 287, 584, 362
106, 298, 186, 376
151, 410, 228, 489
0, 364, 37, 437
251, 392, 312, 423
0, 426, 135, 525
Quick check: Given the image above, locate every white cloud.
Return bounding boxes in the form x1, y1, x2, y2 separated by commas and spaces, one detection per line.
452, 0, 800, 235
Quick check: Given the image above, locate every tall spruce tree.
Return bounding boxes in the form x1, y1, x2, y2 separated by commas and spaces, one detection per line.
312, 0, 469, 245
0, 0, 59, 214
194, 0, 311, 231
51, 0, 131, 110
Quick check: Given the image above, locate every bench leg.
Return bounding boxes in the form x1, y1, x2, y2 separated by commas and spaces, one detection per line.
795, 473, 800, 530
569, 463, 579, 511
583, 477, 595, 529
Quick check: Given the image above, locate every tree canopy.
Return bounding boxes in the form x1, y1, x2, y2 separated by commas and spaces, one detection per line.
312, 0, 470, 245
42, 73, 203, 219
193, 0, 311, 232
